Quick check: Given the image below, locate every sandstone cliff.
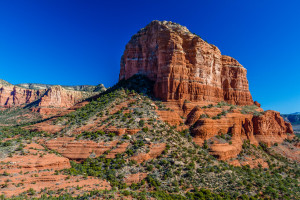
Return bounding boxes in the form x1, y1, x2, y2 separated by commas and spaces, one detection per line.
0, 84, 45, 108
0, 79, 104, 116
30, 85, 93, 115
119, 20, 253, 105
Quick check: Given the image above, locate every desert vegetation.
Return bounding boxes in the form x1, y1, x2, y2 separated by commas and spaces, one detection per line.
0, 76, 299, 199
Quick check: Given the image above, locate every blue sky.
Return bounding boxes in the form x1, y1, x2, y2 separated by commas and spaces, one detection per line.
0, 0, 299, 113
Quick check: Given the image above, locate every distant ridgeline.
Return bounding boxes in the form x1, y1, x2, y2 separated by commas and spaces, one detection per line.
281, 112, 300, 125
0, 79, 106, 92
0, 79, 13, 86
16, 83, 106, 92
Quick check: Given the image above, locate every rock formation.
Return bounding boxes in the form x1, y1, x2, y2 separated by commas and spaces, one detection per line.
119, 20, 295, 161
0, 84, 45, 108
44, 138, 120, 161
119, 20, 253, 105
31, 85, 91, 115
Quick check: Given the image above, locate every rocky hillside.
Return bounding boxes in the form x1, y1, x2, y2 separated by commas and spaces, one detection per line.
0, 75, 296, 199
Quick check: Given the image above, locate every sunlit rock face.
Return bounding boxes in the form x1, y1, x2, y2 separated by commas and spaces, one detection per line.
0, 82, 93, 116
119, 20, 253, 105
0, 84, 45, 108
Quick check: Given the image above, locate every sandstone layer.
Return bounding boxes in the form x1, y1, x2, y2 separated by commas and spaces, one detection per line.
119, 20, 253, 105
0, 142, 110, 197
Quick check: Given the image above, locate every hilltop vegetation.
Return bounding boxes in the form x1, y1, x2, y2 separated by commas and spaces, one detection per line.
0, 79, 13, 87
16, 83, 106, 92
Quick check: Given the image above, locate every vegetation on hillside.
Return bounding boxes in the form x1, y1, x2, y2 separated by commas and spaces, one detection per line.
0, 76, 299, 199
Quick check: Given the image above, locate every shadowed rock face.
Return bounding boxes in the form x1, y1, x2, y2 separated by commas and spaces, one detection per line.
119, 20, 253, 105
0, 84, 45, 108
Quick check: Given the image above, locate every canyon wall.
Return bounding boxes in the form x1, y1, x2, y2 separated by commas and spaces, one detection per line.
0, 84, 45, 108
0, 81, 100, 116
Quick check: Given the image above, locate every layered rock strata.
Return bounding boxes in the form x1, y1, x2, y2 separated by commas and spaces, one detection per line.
31, 85, 89, 115
119, 20, 253, 105
0, 84, 44, 108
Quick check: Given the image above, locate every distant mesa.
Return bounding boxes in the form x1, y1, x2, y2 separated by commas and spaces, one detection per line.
281, 112, 300, 134
0, 79, 106, 117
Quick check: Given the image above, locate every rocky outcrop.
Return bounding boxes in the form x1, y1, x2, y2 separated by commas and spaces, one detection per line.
119, 20, 253, 105
130, 143, 166, 163
253, 111, 294, 146
45, 137, 119, 161
190, 109, 294, 160
191, 110, 294, 143
124, 173, 148, 185
0, 143, 71, 174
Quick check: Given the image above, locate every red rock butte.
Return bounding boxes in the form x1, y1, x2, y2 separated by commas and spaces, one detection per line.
119, 20, 253, 105
118, 20, 296, 162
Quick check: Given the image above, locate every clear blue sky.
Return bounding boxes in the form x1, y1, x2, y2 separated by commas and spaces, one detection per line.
0, 0, 299, 113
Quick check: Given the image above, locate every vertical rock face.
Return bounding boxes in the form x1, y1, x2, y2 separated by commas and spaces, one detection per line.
253, 111, 294, 146
0, 85, 45, 108
119, 20, 253, 105
31, 85, 90, 115
37, 85, 85, 108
